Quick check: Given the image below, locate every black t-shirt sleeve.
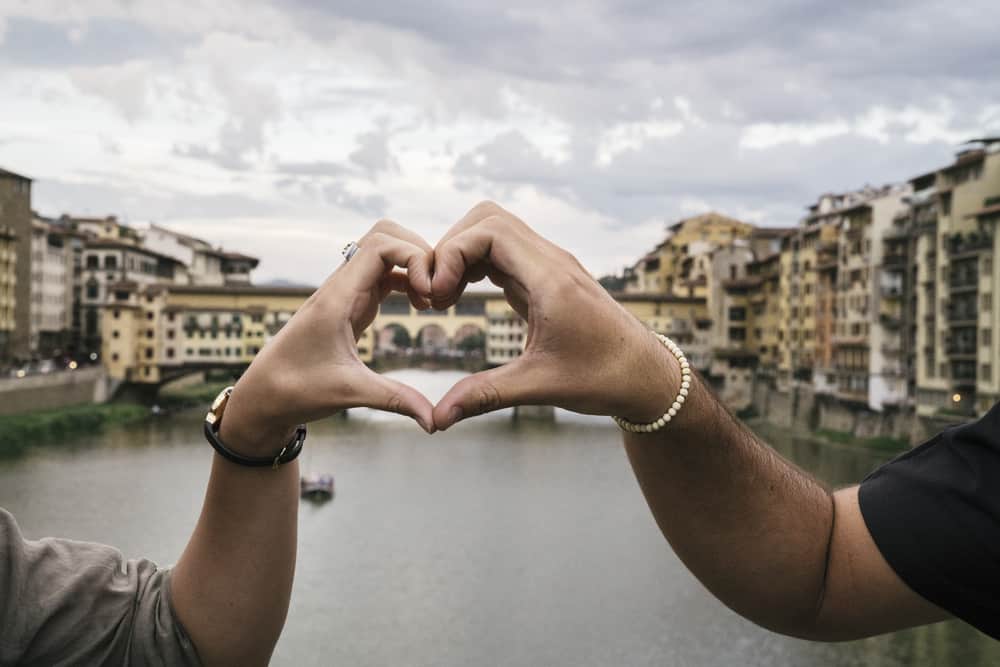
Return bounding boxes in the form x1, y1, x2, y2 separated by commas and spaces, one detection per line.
859, 402, 1000, 640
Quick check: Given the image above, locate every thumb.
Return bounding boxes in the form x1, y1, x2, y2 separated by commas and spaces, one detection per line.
357, 367, 436, 434
433, 357, 545, 431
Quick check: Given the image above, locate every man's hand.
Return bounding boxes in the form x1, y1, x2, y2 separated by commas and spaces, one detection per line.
430, 201, 681, 430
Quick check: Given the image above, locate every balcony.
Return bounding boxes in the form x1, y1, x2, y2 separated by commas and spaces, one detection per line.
946, 308, 978, 326
879, 314, 902, 329
945, 345, 977, 360
882, 252, 908, 269
948, 277, 978, 294
947, 232, 993, 259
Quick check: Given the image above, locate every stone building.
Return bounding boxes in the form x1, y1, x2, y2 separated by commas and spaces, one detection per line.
0, 224, 16, 358
0, 168, 33, 359
29, 216, 76, 356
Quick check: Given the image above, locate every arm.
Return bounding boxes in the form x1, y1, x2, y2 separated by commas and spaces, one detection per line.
623, 378, 948, 639
170, 220, 436, 665
428, 201, 947, 641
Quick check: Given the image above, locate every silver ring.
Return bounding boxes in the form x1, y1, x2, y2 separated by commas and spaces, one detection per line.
342, 241, 360, 263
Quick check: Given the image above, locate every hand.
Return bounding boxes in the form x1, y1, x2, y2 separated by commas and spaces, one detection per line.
429, 201, 682, 430
221, 221, 437, 455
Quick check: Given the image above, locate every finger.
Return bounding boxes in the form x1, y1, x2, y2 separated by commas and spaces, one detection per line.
381, 270, 431, 310
361, 219, 434, 254
432, 356, 545, 431
357, 366, 436, 434
344, 232, 432, 297
431, 221, 535, 311
436, 200, 508, 249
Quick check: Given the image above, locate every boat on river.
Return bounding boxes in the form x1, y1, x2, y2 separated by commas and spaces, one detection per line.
300, 474, 335, 502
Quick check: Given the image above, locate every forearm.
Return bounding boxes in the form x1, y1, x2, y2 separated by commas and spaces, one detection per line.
171, 404, 299, 666
624, 368, 834, 637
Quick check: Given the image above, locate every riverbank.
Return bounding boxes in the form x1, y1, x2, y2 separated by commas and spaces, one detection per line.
0, 380, 229, 458
0, 403, 149, 458
747, 418, 909, 454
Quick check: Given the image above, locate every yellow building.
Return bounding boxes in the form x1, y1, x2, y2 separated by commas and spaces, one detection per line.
625, 212, 754, 297
616, 293, 711, 369
914, 139, 1000, 416
0, 225, 17, 357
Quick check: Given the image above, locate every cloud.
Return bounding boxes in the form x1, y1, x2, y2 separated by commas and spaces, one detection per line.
3, 1, 999, 283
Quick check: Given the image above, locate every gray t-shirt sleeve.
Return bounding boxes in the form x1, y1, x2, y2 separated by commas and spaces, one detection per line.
0, 508, 201, 666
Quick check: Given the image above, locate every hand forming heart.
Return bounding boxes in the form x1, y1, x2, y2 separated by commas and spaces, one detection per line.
221, 203, 682, 453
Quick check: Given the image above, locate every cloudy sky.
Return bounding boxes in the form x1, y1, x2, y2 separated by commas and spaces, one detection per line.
1, 1, 998, 284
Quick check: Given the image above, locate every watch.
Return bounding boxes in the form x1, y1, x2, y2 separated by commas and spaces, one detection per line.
204, 386, 306, 469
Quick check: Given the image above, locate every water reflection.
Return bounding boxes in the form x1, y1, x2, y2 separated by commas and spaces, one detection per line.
0, 370, 994, 666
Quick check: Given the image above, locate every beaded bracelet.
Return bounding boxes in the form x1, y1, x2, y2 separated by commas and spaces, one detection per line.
612, 332, 692, 433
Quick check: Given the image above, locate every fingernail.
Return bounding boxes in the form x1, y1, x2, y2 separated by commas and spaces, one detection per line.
416, 417, 431, 433
447, 406, 464, 428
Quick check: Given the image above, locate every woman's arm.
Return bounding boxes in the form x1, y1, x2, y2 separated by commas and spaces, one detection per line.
170, 221, 436, 665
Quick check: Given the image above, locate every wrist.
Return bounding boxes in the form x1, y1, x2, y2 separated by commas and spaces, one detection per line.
219, 386, 298, 458
616, 329, 686, 424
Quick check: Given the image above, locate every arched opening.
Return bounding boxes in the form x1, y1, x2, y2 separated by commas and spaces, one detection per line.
415, 324, 449, 354
376, 323, 413, 357
452, 323, 485, 359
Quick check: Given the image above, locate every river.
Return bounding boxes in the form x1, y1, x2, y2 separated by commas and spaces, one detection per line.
0, 370, 995, 666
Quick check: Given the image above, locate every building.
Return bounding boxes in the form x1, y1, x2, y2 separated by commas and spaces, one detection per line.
773, 185, 910, 413
29, 216, 76, 355
625, 212, 755, 297
0, 168, 33, 359
913, 139, 1000, 417
486, 298, 525, 365
615, 293, 712, 369
0, 225, 16, 358
142, 224, 259, 286
81, 240, 189, 355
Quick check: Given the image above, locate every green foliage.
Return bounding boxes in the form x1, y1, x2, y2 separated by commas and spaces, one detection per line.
456, 331, 486, 352
392, 326, 412, 348
0, 403, 149, 458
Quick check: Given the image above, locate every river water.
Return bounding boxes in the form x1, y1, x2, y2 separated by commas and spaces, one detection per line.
0, 370, 995, 666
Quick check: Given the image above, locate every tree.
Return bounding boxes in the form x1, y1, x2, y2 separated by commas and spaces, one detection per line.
391, 326, 412, 349
456, 331, 486, 353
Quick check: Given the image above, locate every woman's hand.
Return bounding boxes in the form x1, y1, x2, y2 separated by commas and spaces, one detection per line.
220, 221, 437, 455
429, 201, 681, 430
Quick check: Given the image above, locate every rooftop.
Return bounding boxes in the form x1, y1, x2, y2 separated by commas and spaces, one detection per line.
0, 167, 31, 182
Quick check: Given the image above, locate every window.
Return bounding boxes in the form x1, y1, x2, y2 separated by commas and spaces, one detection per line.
982, 364, 992, 382
166, 348, 175, 359
104, 255, 117, 270
86, 254, 99, 269
146, 330, 154, 339
112, 330, 119, 339
145, 349, 154, 359
167, 330, 175, 340
146, 312, 154, 320
983, 294, 992, 312
86, 281, 99, 299
113, 309, 120, 319
111, 353, 119, 362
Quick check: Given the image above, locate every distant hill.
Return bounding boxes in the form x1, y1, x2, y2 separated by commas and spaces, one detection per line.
258, 278, 316, 289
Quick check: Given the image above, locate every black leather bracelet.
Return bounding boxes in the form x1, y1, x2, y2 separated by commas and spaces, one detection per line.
203, 420, 307, 469
203, 386, 306, 469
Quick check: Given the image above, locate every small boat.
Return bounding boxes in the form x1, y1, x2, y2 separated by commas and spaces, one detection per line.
300, 474, 335, 502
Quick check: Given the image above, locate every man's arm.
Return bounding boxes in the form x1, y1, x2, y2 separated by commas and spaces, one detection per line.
170, 221, 437, 665
623, 372, 948, 640
428, 201, 948, 641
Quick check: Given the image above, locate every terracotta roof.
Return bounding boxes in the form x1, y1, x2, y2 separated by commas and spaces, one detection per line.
970, 203, 1000, 220
84, 240, 187, 264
